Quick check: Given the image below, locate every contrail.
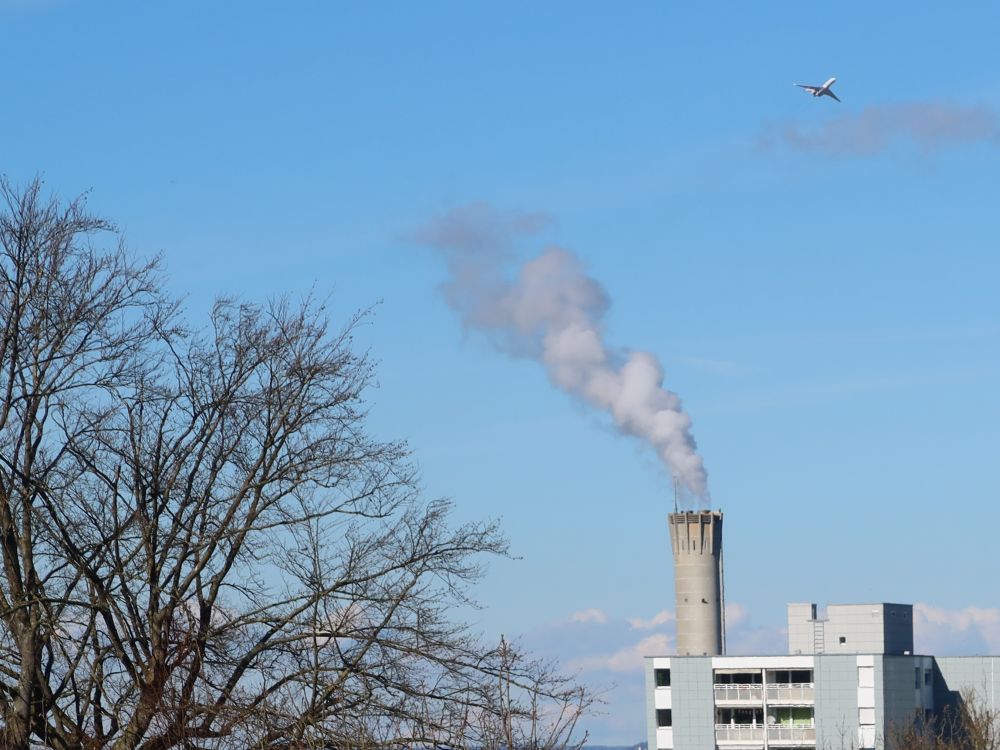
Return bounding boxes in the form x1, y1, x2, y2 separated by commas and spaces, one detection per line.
413, 203, 709, 500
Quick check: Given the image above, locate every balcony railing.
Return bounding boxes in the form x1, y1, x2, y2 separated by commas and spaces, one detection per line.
713, 684, 764, 703
715, 724, 765, 742
767, 724, 817, 742
765, 683, 815, 703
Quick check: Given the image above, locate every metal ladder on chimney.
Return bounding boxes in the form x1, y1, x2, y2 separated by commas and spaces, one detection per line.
813, 620, 825, 653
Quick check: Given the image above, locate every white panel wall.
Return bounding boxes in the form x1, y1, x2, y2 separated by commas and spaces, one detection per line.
859, 725, 877, 748
857, 656, 876, 749
712, 655, 814, 670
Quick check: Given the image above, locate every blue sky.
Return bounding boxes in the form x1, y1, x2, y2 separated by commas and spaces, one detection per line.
3, 1, 1000, 742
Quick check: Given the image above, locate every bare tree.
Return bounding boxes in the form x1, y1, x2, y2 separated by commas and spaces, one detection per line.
486, 636, 593, 750
0, 178, 596, 750
886, 690, 1000, 750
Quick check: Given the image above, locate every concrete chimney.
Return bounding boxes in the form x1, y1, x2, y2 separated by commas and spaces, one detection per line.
669, 510, 725, 656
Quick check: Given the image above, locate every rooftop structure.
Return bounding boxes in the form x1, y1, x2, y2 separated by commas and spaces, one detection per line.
787, 602, 914, 656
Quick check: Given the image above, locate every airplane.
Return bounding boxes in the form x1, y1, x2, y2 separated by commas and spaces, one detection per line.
794, 76, 840, 102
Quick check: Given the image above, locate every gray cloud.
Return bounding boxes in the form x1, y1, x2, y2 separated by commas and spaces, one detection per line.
760, 101, 1000, 155
413, 203, 709, 499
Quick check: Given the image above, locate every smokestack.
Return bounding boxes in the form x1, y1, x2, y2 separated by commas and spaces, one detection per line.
669, 510, 725, 656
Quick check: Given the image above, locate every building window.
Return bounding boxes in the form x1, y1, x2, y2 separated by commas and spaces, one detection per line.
771, 669, 813, 684
839, 636, 846, 644
915, 667, 921, 689
924, 669, 932, 686
769, 706, 815, 727
716, 707, 763, 725
655, 668, 671, 687
656, 709, 672, 728
714, 671, 762, 684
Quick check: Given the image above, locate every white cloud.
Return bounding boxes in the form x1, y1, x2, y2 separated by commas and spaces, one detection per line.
521, 603, 780, 744
726, 602, 748, 627
570, 608, 610, 625
557, 602, 785, 673
569, 633, 674, 674
914, 602, 1000, 654
628, 610, 674, 630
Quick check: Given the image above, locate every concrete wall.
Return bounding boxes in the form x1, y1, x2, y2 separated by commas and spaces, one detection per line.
880, 655, 933, 743
881, 605, 914, 655
814, 655, 862, 750
669, 657, 715, 750
934, 656, 1000, 715
669, 512, 723, 656
824, 605, 894, 655
788, 602, 818, 654
644, 658, 658, 750
788, 603, 915, 655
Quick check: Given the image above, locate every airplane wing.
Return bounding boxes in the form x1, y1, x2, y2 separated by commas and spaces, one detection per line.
822, 89, 841, 102
794, 84, 818, 93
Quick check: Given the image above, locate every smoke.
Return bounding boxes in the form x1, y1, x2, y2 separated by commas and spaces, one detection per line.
413, 203, 709, 500
760, 101, 1000, 156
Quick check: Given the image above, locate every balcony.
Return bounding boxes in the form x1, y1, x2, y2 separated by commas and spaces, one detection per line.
765, 683, 815, 704
767, 724, 816, 744
715, 724, 765, 742
713, 684, 764, 704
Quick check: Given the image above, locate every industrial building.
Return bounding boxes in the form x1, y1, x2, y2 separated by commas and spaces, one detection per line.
644, 511, 1000, 749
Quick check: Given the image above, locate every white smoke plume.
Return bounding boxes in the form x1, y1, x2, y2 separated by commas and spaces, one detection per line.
413, 203, 709, 500
759, 100, 1000, 156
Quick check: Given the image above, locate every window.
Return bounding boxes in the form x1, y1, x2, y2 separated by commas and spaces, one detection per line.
773, 669, 813, 684
715, 671, 762, 684
839, 636, 846, 644
915, 667, 921, 689
656, 709, 672, 728
655, 668, 671, 687
924, 669, 932, 686
716, 707, 763, 725
770, 707, 814, 727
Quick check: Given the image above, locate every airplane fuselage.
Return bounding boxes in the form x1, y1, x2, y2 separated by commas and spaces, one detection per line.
813, 77, 836, 95
795, 76, 840, 102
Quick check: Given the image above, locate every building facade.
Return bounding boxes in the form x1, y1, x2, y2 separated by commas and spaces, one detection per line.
644, 602, 1000, 750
